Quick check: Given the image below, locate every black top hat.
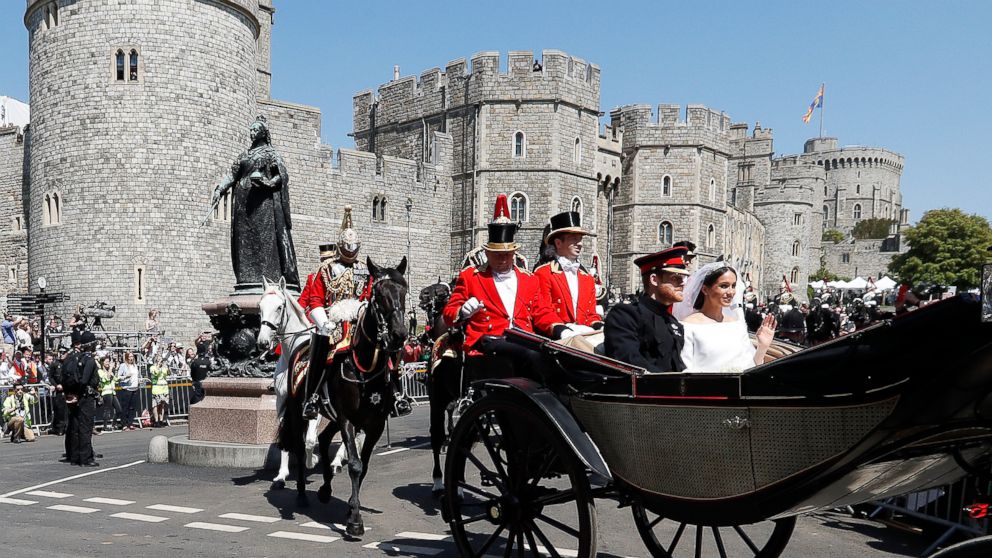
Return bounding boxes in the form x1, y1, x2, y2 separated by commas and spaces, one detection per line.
547, 211, 595, 241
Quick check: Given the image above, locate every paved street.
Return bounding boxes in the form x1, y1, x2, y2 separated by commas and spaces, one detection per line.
1, 407, 933, 557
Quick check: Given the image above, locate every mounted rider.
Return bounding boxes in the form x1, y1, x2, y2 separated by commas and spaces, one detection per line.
534, 210, 603, 339
442, 195, 565, 383
300, 206, 371, 419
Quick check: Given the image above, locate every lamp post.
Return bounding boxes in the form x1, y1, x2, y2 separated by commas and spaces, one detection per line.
405, 198, 413, 315
37, 276, 47, 362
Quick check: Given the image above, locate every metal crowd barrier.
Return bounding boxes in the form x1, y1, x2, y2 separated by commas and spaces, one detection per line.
0, 377, 193, 431
399, 362, 429, 404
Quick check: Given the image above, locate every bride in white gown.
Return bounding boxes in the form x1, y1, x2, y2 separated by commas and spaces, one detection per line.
673, 262, 777, 372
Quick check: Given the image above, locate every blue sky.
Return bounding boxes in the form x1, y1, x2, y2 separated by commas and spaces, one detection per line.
2, 1, 989, 221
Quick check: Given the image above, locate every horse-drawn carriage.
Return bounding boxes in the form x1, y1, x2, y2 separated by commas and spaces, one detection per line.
439, 293, 992, 557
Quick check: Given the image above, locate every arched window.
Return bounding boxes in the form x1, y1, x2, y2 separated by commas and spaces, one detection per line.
823, 204, 829, 221
43, 193, 52, 225
790, 267, 800, 284
573, 137, 581, 164
709, 178, 716, 202
661, 175, 672, 197
509, 192, 528, 222
792, 240, 801, 257
570, 196, 582, 217
372, 196, 387, 222
513, 131, 526, 158
51, 192, 61, 224
380, 197, 387, 222
116, 50, 125, 81
129, 49, 139, 81
658, 221, 673, 245
706, 224, 715, 248
853, 203, 862, 219
372, 197, 378, 221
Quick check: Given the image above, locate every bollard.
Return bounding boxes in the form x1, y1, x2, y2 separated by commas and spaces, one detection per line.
148, 435, 169, 463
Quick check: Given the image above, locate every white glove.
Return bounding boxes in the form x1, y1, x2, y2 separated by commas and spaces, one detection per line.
459, 297, 484, 320
309, 307, 336, 336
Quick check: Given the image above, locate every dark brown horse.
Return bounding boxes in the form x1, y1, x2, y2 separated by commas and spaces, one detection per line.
279, 256, 408, 537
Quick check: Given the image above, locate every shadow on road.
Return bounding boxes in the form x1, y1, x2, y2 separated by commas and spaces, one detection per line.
393, 482, 441, 517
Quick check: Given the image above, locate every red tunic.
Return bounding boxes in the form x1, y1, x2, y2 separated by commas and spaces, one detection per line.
534, 261, 603, 327
442, 265, 562, 355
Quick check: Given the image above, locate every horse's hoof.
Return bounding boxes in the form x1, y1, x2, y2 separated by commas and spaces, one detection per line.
296, 494, 310, 508
271, 479, 286, 490
317, 484, 332, 504
346, 522, 365, 537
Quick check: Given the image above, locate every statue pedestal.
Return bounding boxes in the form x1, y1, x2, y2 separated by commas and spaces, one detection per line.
170, 378, 280, 469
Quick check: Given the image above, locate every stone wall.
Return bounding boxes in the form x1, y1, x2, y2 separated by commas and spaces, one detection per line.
822, 237, 906, 281
0, 126, 28, 303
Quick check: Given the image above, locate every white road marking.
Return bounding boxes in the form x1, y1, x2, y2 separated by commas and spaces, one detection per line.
218, 512, 281, 523
110, 512, 170, 523
536, 546, 579, 557
48, 504, 100, 514
0, 497, 37, 505
267, 531, 340, 543
300, 521, 332, 530
395, 532, 451, 541
363, 542, 444, 555
376, 447, 410, 456
0, 460, 145, 498
147, 504, 202, 514
26, 490, 73, 499
185, 522, 250, 533
85, 497, 136, 506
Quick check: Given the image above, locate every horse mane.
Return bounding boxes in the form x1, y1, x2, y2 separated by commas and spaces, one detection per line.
282, 284, 310, 324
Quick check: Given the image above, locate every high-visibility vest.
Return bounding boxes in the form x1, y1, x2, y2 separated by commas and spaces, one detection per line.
98, 368, 116, 396
150, 365, 169, 396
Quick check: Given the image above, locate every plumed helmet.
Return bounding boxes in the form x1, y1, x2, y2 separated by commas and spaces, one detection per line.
337, 205, 360, 263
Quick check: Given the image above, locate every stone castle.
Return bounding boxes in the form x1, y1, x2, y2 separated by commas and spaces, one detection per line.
1, 0, 908, 341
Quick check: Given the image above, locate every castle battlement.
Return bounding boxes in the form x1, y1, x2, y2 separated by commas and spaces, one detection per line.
611, 103, 732, 152
793, 139, 904, 172
333, 131, 452, 185
354, 50, 600, 133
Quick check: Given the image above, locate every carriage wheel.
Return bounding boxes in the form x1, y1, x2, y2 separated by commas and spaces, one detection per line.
444, 398, 597, 557
631, 503, 795, 558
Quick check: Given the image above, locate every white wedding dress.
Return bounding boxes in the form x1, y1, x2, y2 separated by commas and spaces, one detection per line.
680, 317, 756, 373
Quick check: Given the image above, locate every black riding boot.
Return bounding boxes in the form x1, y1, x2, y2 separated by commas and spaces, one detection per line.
303, 331, 332, 420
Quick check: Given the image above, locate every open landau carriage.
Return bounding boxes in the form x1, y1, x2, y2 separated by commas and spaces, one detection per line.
441, 292, 992, 557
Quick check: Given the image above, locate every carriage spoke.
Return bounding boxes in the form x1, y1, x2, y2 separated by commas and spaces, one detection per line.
648, 514, 664, 529
534, 512, 581, 539
667, 521, 687, 555
712, 526, 728, 558
694, 524, 703, 558
453, 512, 491, 526
475, 523, 507, 558
732, 525, 761, 554
463, 448, 509, 494
533, 487, 579, 508
527, 519, 563, 558
502, 525, 518, 558
477, 416, 511, 482
522, 524, 543, 558
526, 449, 556, 490
516, 527, 526, 558
457, 480, 500, 501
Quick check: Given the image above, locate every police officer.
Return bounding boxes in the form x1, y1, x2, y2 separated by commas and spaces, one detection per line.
65, 331, 100, 467
604, 246, 691, 372
47, 347, 69, 435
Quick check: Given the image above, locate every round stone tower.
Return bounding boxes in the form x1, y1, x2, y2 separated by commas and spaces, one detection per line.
24, 0, 261, 340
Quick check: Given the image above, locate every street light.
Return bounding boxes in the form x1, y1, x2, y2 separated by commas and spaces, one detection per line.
405, 198, 413, 321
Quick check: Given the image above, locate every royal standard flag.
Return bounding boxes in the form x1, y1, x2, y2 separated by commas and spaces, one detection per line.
802, 84, 824, 123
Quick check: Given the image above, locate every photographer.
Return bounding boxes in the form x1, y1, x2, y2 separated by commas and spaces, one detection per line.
3, 382, 37, 443
64, 331, 100, 466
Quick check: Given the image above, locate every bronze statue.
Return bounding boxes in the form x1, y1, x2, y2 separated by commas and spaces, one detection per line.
208, 115, 300, 291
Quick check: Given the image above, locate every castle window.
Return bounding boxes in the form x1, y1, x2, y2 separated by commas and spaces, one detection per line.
842, 253, 850, 264
856, 184, 861, 195
737, 163, 752, 184
8, 266, 17, 285
793, 213, 802, 226
573, 137, 581, 164
570, 196, 582, 218
372, 197, 378, 221
12, 216, 22, 232
658, 221, 673, 245
43, 191, 62, 226
823, 205, 829, 222
372, 196, 387, 222
709, 178, 716, 202
731, 187, 737, 206
824, 185, 828, 196
509, 192, 528, 222
135, 265, 146, 303
853, 203, 862, 219
661, 175, 672, 197
792, 241, 801, 257
585, 64, 592, 83
706, 224, 715, 249
116, 50, 125, 81
513, 131, 526, 158
790, 267, 800, 284
129, 49, 139, 81
380, 197, 387, 222
213, 191, 231, 222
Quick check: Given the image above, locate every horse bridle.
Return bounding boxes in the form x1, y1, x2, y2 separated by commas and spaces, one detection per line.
260, 290, 313, 351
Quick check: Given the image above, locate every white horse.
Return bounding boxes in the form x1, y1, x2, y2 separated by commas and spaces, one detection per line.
256, 277, 359, 489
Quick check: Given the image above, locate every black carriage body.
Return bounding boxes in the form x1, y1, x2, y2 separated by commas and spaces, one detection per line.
505, 294, 992, 526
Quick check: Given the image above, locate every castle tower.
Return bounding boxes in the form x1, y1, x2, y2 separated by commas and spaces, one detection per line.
353, 50, 602, 268
757, 158, 826, 297
24, 0, 261, 336
256, 0, 274, 99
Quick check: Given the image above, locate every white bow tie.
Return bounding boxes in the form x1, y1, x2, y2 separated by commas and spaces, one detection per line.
558, 258, 580, 273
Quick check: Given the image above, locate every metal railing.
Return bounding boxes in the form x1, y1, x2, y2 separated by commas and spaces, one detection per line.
1, 377, 193, 430
399, 362, 429, 404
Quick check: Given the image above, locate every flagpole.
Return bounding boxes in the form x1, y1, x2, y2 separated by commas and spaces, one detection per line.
818, 83, 825, 138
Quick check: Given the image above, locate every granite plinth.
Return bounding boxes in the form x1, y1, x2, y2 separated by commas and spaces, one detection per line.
188, 378, 278, 445
168, 435, 280, 470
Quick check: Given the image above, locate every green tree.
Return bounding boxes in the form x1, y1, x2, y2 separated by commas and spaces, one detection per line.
809, 264, 840, 282
852, 218, 897, 239
889, 209, 992, 289
821, 228, 845, 244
